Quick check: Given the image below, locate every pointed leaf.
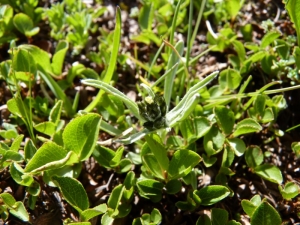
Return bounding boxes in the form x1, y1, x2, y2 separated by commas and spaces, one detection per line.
24, 142, 78, 173
52, 176, 89, 212
145, 134, 169, 172
81, 204, 107, 221
261, 31, 281, 48
63, 113, 101, 161
195, 185, 230, 206
168, 150, 201, 179
211, 208, 228, 225
214, 106, 235, 135
232, 118, 262, 137
254, 164, 283, 184
251, 202, 282, 225
245, 146, 264, 168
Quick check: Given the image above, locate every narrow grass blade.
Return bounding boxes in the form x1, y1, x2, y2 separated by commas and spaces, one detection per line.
84, 6, 121, 112
164, 41, 184, 110
82, 79, 140, 119
166, 71, 218, 123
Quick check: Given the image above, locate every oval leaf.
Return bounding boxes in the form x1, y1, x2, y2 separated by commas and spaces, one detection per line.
63, 113, 101, 161
251, 202, 282, 225
254, 164, 283, 184
195, 185, 230, 206
232, 118, 262, 137
214, 106, 235, 135
52, 176, 89, 212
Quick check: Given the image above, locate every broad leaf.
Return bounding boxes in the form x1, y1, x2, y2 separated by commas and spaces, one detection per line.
52, 176, 89, 212
51, 41, 69, 75
168, 150, 201, 180
136, 179, 164, 203
245, 146, 264, 168
227, 138, 246, 156
251, 202, 282, 225
211, 208, 228, 225
145, 134, 169, 172
63, 113, 101, 161
232, 118, 262, 137
278, 182, 300, 200
81, 204, 107, 221
261, 31, 281, 48
254, 164, 283, 184
195, 185, 230, 206
24, 141, 78, 173
214, 106, 235, 135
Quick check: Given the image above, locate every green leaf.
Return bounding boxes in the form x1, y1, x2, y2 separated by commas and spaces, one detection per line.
9, 201, 29, 222
254, 164, 283, 184
168, 150, 201, 180
13, 13, 39, 37
245, 146, 264, 168
34, 121, 56, 136
136, 179, 164, 203
166, 71, 218, 126
285, 0, 300, 45
261, 31, 281, 48
24, 139, 37, 161
63, 113, 101, 161
254, 95, 266, 117
84, 6, 121, 112
17, 44, 52, 73
82, 79, 140, 119
10, 162, 34, 186
194, 117, 212, 139
80, 204, 107, 221
0, 193, 16, 208
291, 142, 300, 158
165, 179, 182, 194
293, 46, 300, 70
204, 126, 226, 156
214, 106, 235, 135
107, 184, 124, 212
251, 202, 282, 225
142, 154, 165, 179
196, 214, 212, 225
93, 145, 116, 168
195, 185, 230, 206
219, 69, 242, 90
241, 199, 257, 217
150, 208, 162, 224
12, 49, 36, 77
110, 146, 124, 167
52, 176, 89, 212
261, 108, 274, 123
10, 134, 24, 151
232, 118, 262, 137
145, 134, 169, 172
224, 0, 242, 19
279, 182, 300, 200
227, 220, 242, 225
138, 3, 154, 30
164, 40, 184, 110
49, 100, 63, 125
24, 141, 78, 173
211, 208, 228, 225
51, 41, 69, 75
227, 138, 246, 157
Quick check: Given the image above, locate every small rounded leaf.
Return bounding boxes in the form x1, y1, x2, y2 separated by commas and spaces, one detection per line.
245, 146, 264, 168
251, 202, 282, 225
254, 164, 283, 184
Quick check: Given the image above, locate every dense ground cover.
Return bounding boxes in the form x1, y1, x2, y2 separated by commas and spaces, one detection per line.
0, 0, 300, 224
